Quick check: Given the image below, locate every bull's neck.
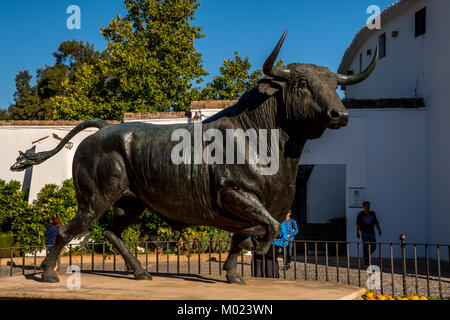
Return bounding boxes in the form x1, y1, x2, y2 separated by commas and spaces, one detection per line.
236, 97, 306, 169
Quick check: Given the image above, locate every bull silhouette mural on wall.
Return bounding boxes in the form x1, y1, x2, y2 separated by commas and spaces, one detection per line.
11, 31, 378, 284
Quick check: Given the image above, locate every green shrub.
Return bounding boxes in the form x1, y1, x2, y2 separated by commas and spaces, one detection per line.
0, 178, 232, 254
0, 232, 20, 258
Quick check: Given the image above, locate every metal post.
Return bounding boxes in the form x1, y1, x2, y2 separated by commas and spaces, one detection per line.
425, 244, 430, 297
379, 243, 383, 295
187, 240, 191, 274
198, 240, 201, 275
69, 244, 72, 267
336, 242, 339, 283
357, 242, 361, 287
177, 240, 180, 275
22, 248, 25, 275
437, 245, 442, 298
400, 234, 407, 295
80, 244, 83, 271
304, 242, 307, 280
113, 248, 116, 272
326, 242, 329, 282
156, 243, 159, 273
102, 243, 105, 271
145, 242, 148, 272
390, 243, 394, 296
166, 242, 169, 274
347, 243, 350, 285
262, 253, 266, 278
241, 250, 244, 277
208, 240, 211, 275
10, 248, 13, 277
272, 244, 275, 278
414, 245, 418, 295
283, 241, 286, 279
92, 244, 95, 271
294, 241, 297, 280
219, 241, 222, 276
314, 242, 318, 281
34, 248, 37, 273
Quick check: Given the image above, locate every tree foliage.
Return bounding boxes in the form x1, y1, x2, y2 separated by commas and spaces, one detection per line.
53, 0, 208, 120
7, 40, 102, 120
201, 51, 262, 100
5, 0, 270, 121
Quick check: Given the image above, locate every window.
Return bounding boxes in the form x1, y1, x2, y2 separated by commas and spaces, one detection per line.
415, 7, 426, 37
359, 53, 363, 73
379, 33, 386, 59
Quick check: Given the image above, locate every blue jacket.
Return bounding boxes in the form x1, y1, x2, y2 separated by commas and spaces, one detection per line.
273, 222, 289, 247
282, 218, 298, 242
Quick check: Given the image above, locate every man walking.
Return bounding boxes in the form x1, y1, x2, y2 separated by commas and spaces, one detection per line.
282, 210, 298, 269
356, 201, 382, 266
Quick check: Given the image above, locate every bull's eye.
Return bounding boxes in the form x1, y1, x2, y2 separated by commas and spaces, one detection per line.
299, 79, 307, 89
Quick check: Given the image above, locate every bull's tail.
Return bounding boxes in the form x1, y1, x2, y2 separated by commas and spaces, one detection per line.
10, 118, 111, 172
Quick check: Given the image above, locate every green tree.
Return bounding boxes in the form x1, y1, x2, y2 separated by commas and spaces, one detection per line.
201, 51, 263, 100
53, 0, 208, 120
8, 70, 42, 120
8, 40, 103, 120
0, 109, 11, 120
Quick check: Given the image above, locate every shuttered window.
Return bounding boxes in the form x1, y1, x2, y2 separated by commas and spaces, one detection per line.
415, 7, 426, 37
379, 33, 386, 59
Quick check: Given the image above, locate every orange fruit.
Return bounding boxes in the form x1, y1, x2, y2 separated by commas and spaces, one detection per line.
376, 295, 387, 300
419, 296, 427, 300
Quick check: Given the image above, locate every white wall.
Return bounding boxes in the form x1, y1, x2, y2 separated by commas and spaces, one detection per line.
306, 165, 346, 224
301, 108, 430, 258
0, 127, 97, 202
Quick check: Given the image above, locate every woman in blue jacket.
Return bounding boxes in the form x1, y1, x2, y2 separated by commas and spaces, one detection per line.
281, 210, 298, 269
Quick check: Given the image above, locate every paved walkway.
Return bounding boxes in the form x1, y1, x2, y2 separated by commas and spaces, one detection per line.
0, 272, 365, 300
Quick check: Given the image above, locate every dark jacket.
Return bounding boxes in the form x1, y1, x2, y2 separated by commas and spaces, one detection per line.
44, 224, 59, 246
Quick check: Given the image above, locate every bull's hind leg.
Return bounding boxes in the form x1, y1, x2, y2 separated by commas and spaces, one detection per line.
40, 156, 130, 283
40, 202, 112, 283
103, 197, 152, 280
223, 233, 249, 284
221, 189, 281, 255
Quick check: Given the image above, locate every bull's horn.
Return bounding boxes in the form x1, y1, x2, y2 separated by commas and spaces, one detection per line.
335, 45, 379, 85
263, 29, 291, 80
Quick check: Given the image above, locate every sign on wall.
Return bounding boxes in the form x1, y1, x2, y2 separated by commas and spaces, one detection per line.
348, 187, 365, 208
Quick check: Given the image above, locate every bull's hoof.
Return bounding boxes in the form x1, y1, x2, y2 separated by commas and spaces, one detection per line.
135, 271, 152, 280
251, 238, 271, 255
226, 274, 246, 285
41, 269, 60, 283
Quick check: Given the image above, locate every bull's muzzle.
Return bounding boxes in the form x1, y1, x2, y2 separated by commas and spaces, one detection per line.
328, 109, 349, 129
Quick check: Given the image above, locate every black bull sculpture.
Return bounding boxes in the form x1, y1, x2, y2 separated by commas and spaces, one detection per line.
11, 31, 377, 284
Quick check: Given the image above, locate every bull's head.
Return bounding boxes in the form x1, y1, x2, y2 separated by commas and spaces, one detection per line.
259, 30, 377, 139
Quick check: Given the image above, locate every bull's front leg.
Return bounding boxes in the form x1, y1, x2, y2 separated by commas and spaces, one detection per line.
221, 189, 281, 255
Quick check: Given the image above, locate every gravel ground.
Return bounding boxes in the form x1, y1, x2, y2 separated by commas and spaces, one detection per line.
1, 253, 448, 298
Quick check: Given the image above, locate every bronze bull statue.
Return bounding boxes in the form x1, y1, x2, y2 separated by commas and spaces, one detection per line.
11, 31, 378, 284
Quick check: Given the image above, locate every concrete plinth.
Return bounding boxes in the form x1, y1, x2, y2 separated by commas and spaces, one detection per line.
0, 272, 365, 300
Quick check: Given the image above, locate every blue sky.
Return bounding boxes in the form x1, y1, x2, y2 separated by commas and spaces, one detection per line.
0, 0, 397, 110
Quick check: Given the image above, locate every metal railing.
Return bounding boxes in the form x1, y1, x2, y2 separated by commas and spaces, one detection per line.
0, 235, 448, 298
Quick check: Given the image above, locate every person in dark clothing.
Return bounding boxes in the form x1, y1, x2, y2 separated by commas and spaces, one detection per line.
356, 201, 382, 266
44, 214, 62, 271
252, 223, 288, 278
282, 210, 298, 269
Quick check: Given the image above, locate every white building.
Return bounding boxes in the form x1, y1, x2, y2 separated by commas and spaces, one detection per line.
333, 0, 450, 248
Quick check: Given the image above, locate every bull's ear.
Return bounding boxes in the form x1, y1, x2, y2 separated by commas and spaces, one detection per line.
256, 77, 285, 97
